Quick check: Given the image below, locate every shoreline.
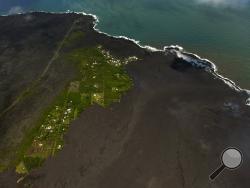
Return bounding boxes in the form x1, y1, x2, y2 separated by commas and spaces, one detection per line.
1, 11, 250, 187
1, 10, 249, 106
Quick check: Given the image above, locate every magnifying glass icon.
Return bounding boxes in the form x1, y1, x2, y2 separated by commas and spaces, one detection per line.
210, 148, 243, 181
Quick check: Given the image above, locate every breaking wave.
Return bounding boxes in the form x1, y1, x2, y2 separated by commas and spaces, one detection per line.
86, 12, 249, 106
2, 10, 249, 106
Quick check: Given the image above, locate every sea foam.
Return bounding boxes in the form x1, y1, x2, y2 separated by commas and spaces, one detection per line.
3, 10, 249, 106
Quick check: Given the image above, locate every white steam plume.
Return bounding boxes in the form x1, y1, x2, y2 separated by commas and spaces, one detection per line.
195, 0, 250, 8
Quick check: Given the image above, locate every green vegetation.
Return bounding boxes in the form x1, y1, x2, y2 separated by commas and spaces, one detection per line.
0, 26, 137, 176
14, 46, 137, 174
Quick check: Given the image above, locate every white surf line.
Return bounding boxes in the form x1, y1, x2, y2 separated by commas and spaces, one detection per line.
2, 10, 249, 106
85, 12, 249, 106
164, 46, 243, 91
165, 45, 250, 106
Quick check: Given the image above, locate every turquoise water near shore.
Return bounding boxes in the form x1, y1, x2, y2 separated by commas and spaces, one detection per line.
1, 0, 250, 88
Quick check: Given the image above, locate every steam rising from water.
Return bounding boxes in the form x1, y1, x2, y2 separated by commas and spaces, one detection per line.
8, 6, 24, 15
195, 0, 250, 8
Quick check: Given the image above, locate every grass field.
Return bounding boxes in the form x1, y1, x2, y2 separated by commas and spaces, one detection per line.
14, 42, 137, 174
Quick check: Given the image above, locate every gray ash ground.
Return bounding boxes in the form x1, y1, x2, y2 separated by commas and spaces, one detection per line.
0, 12, 250, 188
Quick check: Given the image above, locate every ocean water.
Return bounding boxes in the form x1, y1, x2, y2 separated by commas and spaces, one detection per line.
1, 0, 250, 88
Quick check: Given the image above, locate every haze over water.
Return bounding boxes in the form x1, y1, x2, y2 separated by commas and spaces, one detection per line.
1, 0, 250, 88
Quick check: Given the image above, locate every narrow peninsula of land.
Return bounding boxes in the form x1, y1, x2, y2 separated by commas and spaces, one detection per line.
0, 12, 249, 188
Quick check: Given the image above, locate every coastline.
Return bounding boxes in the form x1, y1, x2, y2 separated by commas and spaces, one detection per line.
1, 10, 249, 106
1, 11, 250, 187
88, 11, 250, 106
